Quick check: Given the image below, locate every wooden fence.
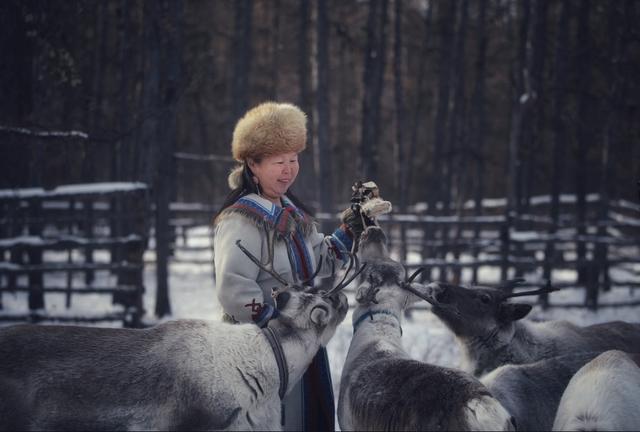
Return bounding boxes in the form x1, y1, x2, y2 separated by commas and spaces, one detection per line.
0, 183, 149, 327
159, 194, 640, 311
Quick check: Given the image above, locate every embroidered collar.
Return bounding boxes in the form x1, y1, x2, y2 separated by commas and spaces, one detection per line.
352, 309, 403, 336
262, 326, 289, 400
220, 193, 314, 237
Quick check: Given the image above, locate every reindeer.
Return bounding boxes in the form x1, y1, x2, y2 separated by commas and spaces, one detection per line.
337, 226, 516, 431
480, 351, 602, 431
420, 280, 640, 376
0, 232, 361, 431
552, 350, 640, 431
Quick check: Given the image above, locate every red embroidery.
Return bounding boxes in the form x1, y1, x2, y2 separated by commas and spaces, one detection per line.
244, 298, 263, 320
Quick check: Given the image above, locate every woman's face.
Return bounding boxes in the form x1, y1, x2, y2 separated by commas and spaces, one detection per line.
248, 151, 300, 204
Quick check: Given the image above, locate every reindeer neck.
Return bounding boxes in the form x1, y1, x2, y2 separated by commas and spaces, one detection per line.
352, 303, 404, 340
461, 320, 547, 375
268, 320, 323, 392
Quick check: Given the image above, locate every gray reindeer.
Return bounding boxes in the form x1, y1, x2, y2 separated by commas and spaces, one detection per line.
552, 350, 640, 431
480, 351, 602, 431
421, 280, 640, 376
337, 226, 516, 431
0, 234, 359, 431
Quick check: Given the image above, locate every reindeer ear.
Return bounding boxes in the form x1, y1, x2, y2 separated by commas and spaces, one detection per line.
498, 303, 532, 322
310, 305, 330, 327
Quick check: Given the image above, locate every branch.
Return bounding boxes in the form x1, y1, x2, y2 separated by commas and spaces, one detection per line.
0, 125, 89, 140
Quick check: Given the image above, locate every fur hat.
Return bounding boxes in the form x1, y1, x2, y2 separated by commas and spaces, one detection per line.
228, 102, 307, 189
231, 102, 307, 162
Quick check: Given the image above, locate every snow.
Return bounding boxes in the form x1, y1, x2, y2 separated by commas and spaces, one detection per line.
0, 182, 147, 199
141, 227, 639, 417
1, 224, 639, 424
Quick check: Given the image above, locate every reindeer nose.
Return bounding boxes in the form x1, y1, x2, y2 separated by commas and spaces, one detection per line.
426, 282, 450, 304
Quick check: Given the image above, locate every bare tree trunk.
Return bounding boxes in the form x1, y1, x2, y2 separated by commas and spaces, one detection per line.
590, 2, 629, 308
117, 0, 134, 181
542, 0, 570, 307
154, 0, 184, 318
315, 0, 332, 231
393, 0, 407, 261
269, 0, 281, 99
430, 0, 457, 216
231, 0, 253, 121
574, 0, 591, 286
84, 0, 108, 183
505, 0, 531, 281
429, 0, 457, 281
297, 0, 314, 205
521, 0, 549, 217
360, 0, 389, 181
470, 0, 488, 284
407, 2, 433, 214
448, 0, 469, 284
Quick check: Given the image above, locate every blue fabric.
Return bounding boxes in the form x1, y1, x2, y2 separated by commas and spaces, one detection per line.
302, 347, 335, 432
253, 303, 278, 328
330, 225, 353, 263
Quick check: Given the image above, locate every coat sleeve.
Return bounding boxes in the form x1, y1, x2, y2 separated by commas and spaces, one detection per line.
213, 216, 269, 323
307, 223, 355, 279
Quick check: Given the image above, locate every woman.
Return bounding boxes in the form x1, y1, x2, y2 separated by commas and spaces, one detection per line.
213, 102, 366, 431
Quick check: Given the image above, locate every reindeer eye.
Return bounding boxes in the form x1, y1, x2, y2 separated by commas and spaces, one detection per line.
480, 294, 491, 304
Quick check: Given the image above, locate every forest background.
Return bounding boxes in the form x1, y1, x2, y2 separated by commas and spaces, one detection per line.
1, 0, 638, 217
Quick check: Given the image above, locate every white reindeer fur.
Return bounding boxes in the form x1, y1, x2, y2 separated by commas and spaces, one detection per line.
0, 288, 347, 431
338, 226, 514, 431
552, 350, 640, 431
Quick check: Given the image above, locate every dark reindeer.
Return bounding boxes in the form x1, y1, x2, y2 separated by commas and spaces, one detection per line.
421, 279, 640, 376
0, 224, 361, 431
337, 226, 516, 431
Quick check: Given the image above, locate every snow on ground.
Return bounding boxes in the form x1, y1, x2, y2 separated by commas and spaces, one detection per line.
2, 224, 639, 417
144, 226, 640, 406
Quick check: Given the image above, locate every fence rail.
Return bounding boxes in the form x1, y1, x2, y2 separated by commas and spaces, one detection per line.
0, 183, 149, 327
158, 195, 639, 311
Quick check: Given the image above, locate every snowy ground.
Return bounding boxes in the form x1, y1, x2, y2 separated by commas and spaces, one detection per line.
142, 226, 640, 405
2, 224, 639, 421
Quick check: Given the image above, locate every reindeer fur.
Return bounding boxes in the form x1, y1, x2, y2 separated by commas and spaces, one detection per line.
337, 226, 515, 431
0, 288, 347, 431
552, 350, 640, 431
424, 283, 640, 376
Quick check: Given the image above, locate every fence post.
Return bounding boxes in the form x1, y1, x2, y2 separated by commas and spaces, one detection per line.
84, 197, 95, 285
27, 199, 45, 311
499, 221, 510, 283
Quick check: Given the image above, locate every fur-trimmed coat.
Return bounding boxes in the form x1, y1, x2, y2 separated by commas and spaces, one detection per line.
213, 193, 351, 431
213, 193, 352, 324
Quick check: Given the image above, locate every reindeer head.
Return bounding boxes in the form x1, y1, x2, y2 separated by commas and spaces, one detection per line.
420, 279, 556, 340
354, 226, 431, 310
235, 222, 360, 346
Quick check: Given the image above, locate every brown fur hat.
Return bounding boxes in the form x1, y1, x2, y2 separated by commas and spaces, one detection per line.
231, 101, 307, 162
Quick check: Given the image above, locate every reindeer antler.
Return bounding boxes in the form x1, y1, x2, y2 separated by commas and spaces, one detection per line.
235, 220, 290, 287
400, 267, 432, 302
501, 279, 559, 299
322, 252, 367, 298
406, 267, 426, 284
498, 278, 527, 293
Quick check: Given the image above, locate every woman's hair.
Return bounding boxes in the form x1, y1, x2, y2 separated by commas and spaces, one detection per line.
214, 163, 314, 220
